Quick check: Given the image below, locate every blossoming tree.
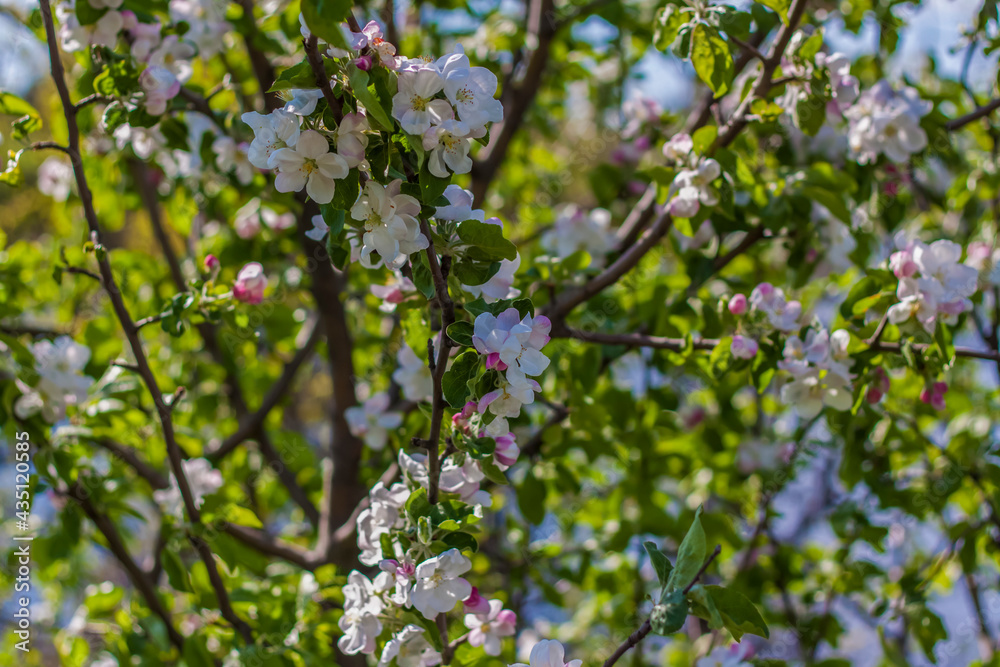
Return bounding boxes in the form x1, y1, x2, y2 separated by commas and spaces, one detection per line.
2, 0, 1000, 665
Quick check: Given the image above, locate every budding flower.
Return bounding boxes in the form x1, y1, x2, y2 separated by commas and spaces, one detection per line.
463, 587, 491, 614
354, 54, 373, 71
919, 381, 948, 411
728, 294, 748, 316
233, 262, 266, 304
730, 335, 758, 360
204, 254, 220, 274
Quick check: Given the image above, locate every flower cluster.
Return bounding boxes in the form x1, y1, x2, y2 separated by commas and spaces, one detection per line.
778, 328, 854, 418
14, 336, 95, 423
153, 457, 223, 519
473, 308, 552, 437
662, 133, 722, 218
887, 239, 979, 332
843, 80, 930, 164
541, 205, 616, 268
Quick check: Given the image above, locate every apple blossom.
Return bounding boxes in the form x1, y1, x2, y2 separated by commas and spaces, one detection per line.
283, 88, 324, 116
378, 625, 442, 667
203, 254, 220, 274
356, 481, 409, 566
13, 337, 95, 422
351, 179, 428, 269
242, 109, 301, 169
610, 350, 667, 399
668, 157, 721, 218
37, 157, 74, 201
749, 283, 802, 332
147, 35, 195, 82
728, 294, 748, 316
212, 136, 254, 185
662, 133, 694, 161
730, 335, 759, 360
375, 557, 416, 606
371, 272, 418, 312
511, 640, 582, 667
348, 20, 397, 68
541, 205, 616, 266
780, 369, 854, 418
920, 381, 948, 411
423, 118, 481, 177
392, 69, 452, 134
494, 431, 520, 468
334, 112, 371, 168
463, 587, 491, 614
271, 130, 349, 204
345, 392, 403, 450
438, 48, 503, 129
411, 548, 473, 618
464, 599, 517, 656
153, 458, 223, 519
393, 344, 433, 402
233, 262, 266, 304
122, 13, 161, 61
844, 81, 930, 164
435, 185, 482, 222
339, 571, 384, 655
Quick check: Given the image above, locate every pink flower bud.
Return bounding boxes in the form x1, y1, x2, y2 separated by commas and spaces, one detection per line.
354, 55, 374, 71
204, 254, 220, 273
866, 387, 883, 404
889, 250, 917, 279
464, 587, 490, 614
233, 262, 266, 305
730, 335, 758, 360
496, 609, 518, 625
494, 432, 520, 467
728, 294, 748, 316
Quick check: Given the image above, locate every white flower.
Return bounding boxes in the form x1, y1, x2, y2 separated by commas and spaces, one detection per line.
140, 66, 180, 115
422, 118, 480, 177
435, 185, 483, 222
272, 130, 349, 204
668, 158, 720, 218
339, 571, 384, 655
464, 599, 516, 656
393, 344, 433, 402
462, 253, 522, 303
305, 214, 329, 242
411, 549, 473, 618
913, 240, 978, 306
371, 272, 417, 312
662, 133, 693, 161
695, 643, 754, 667
351, 179, 428, 269
147, 35, 195, 82
345, 393, 403, 450
356, 482, 409, 565
541, 206, 615, 267
477, 373, 540, 436
153, 458, 223, 519
91, 10, 124, 47
777, 329, 829, 377
844, 81, 930, 164
242, 109, 301, 169
113, 124, 165, 160
780, 369, 853, 418
511, 640, 582, 667
375, 557, 416, 606
283, 88, 324, 116
14, 336, 94, 423
610, 350, 667, 399
335, 112, 370, 169
123, 15, 161, 61
472, 308, 551, 381
212, 136, 254, 185
438, 48, 503, 130
749, 283, 801, 332
37, 157, 74, 201
378, 625, 442, 667
392, 69, 452, 134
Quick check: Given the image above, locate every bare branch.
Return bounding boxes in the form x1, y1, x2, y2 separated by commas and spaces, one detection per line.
946, 98, 1000, 131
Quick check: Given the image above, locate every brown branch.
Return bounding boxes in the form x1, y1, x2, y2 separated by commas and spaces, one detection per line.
38, 0, 253, 644
305, 35, 343, 119
222, 522, 321, 570
946, 98, 1000, 131
236, 0, 281, 111
714, 0, 810, 149
543, 212, 674, 324
296, 201, 365, 565
470, 0, 556, 205
66, 481, 185, 650
29, 140, 70, 154
418, 218, 456, 504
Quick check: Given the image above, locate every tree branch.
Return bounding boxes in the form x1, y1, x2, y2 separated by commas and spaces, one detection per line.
946, 98, 1000, 131
88, 437, 169, 490
38, 0, 253, 644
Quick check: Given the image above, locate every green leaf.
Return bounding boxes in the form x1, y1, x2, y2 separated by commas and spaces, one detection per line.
348, 67, 394, 132
452, 258, 501, 286
465, 436, 496, 459
687, 584, 724, 629
0, 92, 42, 140
643, 541, 674, 589
705, 585, 770, 640
0, 149, 25, 187
410, 251, 436, 299
268, 61, 320, 92
755, 0, 790, 23
447, 321, 475, 347
441, 531, 478, 553
666, 507, 706, 592
654, 5, 689, 51
839, 277, 881, 321
517, 471, 547, 524
441, 350, 480, 409
419, 160, 451, 206
457, 220, 517, 262
692, 125, 718, 154
480, 458, 509, 485
649, 590, 688, 635
690, 24, 734, 97
300, 0, 351, 49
